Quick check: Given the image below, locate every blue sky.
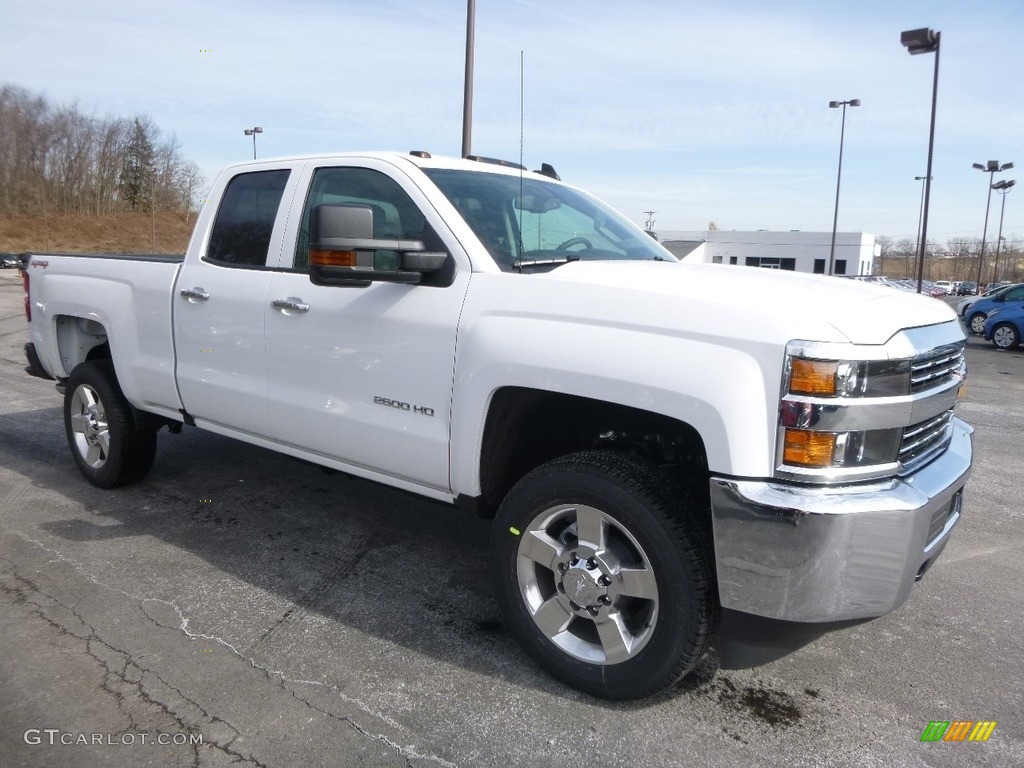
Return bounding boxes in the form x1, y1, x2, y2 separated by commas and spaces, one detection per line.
3, 0, 1022, 244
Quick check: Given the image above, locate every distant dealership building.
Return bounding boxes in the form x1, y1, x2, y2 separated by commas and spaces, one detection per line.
657, 230, 878, 276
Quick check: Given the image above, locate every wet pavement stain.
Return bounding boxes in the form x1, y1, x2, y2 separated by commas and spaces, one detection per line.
715, 676, 804, 728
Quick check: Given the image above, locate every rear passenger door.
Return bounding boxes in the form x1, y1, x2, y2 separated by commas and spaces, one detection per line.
174, 165, 299, 436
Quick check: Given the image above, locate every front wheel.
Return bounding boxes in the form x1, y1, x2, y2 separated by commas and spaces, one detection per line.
64, 360, 157, 488
969, 312, 987, 335
492, 451, 717, 699
991, 322, 1021, 349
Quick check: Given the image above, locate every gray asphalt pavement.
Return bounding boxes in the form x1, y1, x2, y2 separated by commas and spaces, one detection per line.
1, 271, 1021, 767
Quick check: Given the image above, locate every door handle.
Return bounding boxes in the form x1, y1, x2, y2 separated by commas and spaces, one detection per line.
272, 298, 310, 313
180, 287, 210, 301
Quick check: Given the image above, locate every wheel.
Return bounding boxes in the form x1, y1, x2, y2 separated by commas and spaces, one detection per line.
492, 450, 716, 699
556, 237, 593, 251
64, 359, 157, 488
991, 322, 1020, 350
969, 312, 987, 335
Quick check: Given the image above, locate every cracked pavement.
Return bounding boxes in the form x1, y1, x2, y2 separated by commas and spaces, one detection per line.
1, 272, 1022, 767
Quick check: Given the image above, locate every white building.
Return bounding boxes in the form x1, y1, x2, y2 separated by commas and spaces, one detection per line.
658, 230, 877, 276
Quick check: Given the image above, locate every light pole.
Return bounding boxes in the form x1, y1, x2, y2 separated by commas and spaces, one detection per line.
462, 0, 476, 158
914, 175, 931, 278
827, 98, 860, 275
991, 178, 1016, 284
244, 126, 263, 160
971, 160, 1013, 289
900, 27, 940, 294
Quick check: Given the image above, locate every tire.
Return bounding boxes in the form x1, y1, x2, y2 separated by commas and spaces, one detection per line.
991, 322, 1021, 350
64, 359, 157, 488
492, 450, 717, 700
969, 312, 987, 335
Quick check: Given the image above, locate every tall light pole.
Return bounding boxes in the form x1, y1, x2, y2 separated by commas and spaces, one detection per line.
914, 175, 931, 278
971, 160, 1013, 288
462, 0, 476, 158
991, 178, 1015, 284
900, 27, 940, 294
827, 98, 860, 275
244, 126, 263, 160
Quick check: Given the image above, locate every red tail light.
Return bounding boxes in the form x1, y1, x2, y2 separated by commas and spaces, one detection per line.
20, 268, 30, 322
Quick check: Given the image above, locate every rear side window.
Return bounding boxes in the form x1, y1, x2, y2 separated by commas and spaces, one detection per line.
207, 169, 290, 267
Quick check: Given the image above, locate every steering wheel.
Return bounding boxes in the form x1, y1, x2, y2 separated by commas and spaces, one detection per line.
556, 237, 593, 251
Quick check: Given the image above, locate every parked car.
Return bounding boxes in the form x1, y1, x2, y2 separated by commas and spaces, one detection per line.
956, 281, 978, 296
934, 280, 955, 295
964, 283, 1024, 334
1, 253, 22, 269
957, 282, 1014, 319
983, 304, 1024, 349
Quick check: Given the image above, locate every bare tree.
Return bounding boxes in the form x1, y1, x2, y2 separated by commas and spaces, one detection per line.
0, 83, 203, 217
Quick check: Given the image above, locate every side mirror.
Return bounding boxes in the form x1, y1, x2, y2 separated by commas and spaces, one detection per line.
308, 203, 448, 287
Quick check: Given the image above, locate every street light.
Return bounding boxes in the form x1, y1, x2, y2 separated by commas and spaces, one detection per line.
244, 126, 263, 160
827, 98, 860, 276
991, 178, 1016, 284
971, 160, 1013, 288
914, 175, 931, 278
900, 27, 940, 294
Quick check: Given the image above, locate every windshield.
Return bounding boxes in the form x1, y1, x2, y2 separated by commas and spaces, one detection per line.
423, 168, 675, 272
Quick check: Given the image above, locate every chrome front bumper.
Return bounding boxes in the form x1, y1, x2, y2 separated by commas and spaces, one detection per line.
709, 417, 973, 622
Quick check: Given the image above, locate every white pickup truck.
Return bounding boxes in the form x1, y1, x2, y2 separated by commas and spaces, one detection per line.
22, 151, 972, 699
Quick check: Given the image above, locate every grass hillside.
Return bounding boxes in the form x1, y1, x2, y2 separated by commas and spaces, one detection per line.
0, 211, 195, 255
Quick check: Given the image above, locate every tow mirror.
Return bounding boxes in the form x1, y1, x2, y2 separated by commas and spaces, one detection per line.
308, 203, 447, 287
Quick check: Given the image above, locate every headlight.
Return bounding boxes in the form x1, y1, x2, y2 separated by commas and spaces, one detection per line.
779, 353, 911, 477
787, 357, 910, 398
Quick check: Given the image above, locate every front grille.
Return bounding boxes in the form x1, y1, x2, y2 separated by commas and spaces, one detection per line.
910, 344, 964, 393
899, 410, 954, 473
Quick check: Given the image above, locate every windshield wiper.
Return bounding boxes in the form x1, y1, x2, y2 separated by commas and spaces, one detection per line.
512, 255, 581, 270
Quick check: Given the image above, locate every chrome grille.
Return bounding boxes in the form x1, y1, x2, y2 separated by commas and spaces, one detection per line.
910, 344, 964, 393
899, 410, 954, 473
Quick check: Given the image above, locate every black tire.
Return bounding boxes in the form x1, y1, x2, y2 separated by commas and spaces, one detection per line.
991, 322, 1021, 350
492, 450, 717, 700
969, 312, 987, 335
64, 359, 157, 488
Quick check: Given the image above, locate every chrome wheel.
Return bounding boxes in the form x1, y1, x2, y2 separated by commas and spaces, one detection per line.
69, 383, 110, 469
970, 313, 987, 335
516, 502, 658, 664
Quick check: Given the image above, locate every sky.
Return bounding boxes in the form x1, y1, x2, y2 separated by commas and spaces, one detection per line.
2, 0, 1022, 245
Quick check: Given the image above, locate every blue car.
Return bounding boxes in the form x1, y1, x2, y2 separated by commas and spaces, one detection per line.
965, 282, 1024, 335
984, 304, 1024, 349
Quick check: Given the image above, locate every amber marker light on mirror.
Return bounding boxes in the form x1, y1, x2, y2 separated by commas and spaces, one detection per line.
790, 359, 838, 396
783, 428, 837, 468
309, 249, 357, 267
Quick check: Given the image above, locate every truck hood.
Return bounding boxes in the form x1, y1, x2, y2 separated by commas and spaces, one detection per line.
538, 261, 958, 346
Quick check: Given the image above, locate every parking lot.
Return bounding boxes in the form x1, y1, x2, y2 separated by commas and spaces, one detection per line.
1, 271, 1021, 767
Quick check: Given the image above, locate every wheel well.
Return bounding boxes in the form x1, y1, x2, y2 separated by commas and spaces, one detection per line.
56, 315, 110, 374
475, 387, 710, 519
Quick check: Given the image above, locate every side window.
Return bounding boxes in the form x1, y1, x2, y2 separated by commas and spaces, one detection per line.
294, 167, 428, 269
206, 169, 290, 267
1004, 286, 1024, 301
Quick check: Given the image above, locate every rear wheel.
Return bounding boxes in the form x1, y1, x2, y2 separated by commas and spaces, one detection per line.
991, 322, 1021, 350
492, 450, 716, 699
64, 360, 157, 488
969, 312, 987, 335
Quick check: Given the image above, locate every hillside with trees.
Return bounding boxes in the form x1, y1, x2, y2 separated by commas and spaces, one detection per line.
0, 83, 202, 253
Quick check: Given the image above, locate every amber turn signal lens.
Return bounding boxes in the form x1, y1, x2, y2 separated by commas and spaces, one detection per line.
783, 428, 837, 467
309, 249, 356, 267
790, 359, 837, 396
